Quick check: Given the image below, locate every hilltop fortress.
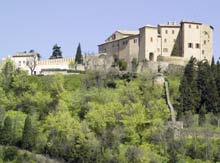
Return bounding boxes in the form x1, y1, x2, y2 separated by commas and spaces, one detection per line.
3, 21, 214, 75
98, 21, 213, 70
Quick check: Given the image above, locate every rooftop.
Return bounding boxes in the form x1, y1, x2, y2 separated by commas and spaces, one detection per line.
12, 52, 40, 57
117, 30, 139, 35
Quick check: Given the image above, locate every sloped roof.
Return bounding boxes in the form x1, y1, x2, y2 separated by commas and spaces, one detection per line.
117, 30, 139, 35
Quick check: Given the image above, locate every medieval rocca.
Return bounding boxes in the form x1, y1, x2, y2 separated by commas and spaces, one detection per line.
98, 21, 213, 70
2, 21, 214, 75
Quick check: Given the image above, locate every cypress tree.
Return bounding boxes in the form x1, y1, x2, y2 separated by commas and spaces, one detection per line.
197, 60, 219, 113
216, 61, 220, 98
211, 56, 217, 79
0, 116, 13, 145
179, 57, 200, 115
75, 43, 83, 64
22, 116, 36, 150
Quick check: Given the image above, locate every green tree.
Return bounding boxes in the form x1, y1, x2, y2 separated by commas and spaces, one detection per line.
0, 116, 13, 145
22, 116, 36, 150
216, 61, 220, 107
197, 60, 219, 113
178, 57, 200, 116
49, 44, 63, 59
131, 58, 139, 73
118, 59, 127, 71
0, 58, 15, 91
75, 43, 83, 64
69, 60, 76, 70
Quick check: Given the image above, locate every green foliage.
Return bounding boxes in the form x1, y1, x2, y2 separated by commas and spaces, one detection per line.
3, 146, 18, 162
75, 43, 83, 64
0, 58, 15, 91
118, 59, 128, 71
179, 57, 200, 115
4, 111, 27, 144
1, 64, 220, 162
69, 60, 76, 69
22, 116, 37, 150
0, 117, 13, 145
49, 44, 63, 59
131, 58, 139, 73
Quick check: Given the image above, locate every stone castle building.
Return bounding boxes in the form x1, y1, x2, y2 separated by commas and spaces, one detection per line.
98, 21, 213, 68
1, 20, 214, 75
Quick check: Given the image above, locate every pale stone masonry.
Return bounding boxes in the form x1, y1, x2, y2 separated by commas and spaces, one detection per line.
98, 21, 213, 68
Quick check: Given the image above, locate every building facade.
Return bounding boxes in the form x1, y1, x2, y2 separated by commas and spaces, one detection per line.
98, 21, 213, 67
8, 52, 84, 75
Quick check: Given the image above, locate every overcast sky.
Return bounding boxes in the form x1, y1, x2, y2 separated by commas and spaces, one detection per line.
0, 0, 219, 59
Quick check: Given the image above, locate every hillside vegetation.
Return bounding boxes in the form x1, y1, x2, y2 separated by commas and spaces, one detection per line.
0, 58, 220, 163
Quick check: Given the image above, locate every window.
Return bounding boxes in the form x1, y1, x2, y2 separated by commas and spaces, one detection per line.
23, 61, 26, 64
202, 50, 205, 54
196, 25, 199, 29
163, 48, 168, 52
164, 39, 167, 43
196, 43, 200, 49
123, 40, 128, 45
188, 43, 193, 48
165, 30, 168, 34
172, 30, 175, 34
189, 24, 192, 28
150, 37, 153, 42
204, 40, 207, 45
134, 39, 137, 43
149, 53, 154, 61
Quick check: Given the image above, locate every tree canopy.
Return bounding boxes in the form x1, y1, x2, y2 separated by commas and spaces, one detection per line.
49, 44, 63, 59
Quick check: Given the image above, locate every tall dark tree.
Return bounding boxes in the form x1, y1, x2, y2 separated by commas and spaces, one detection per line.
75, 43, 83, 64
211, 56, 217, 79
178, 57, 200, 115
216, 61, 220, 98
22, 116, 36, 150
197, 60, 219, 113
0, 116, 13, 145
50, 44, 63, 59
1, 58, 14, 91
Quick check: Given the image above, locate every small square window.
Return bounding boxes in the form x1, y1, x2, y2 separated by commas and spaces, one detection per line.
134, 39, 137, 43
164, 39, 167, 43
189, 24, 192, 28
204, 40, 207, 45
196, 25, 199, 29
165, 30, 168, 34
196, 43, 200, 49
150, 37, 153, 42
172, 30, 175, 34
188, 43, 193, 48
